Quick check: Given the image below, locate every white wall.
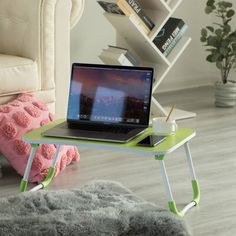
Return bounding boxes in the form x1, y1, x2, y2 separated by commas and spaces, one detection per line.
71, 0, 236, 92
71, 0, 116, 63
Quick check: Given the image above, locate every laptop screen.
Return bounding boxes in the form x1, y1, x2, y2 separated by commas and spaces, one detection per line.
67, 63, 153, 126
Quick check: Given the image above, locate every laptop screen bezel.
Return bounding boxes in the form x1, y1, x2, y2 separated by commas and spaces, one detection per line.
67, 63, 154, 128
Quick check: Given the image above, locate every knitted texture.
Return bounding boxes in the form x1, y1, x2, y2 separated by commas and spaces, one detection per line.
0, 93, 79, 183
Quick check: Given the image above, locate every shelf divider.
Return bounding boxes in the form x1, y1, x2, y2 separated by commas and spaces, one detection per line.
104, 13, 170, 65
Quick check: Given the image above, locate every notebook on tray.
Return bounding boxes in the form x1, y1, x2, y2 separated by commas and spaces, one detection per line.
42, 63, 154, 143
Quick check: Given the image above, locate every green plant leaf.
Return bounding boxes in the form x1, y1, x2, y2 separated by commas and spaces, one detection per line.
201, 28, 208, 36
218, 2, 226, 12
215, 29, 223, 36
206, 55, 214, 62
207, 35, 220, 47
227, 9, 235, 17
220, 1, 233, 8
212, 53, 221, 62
206, 49, 217, 53
218, 55, 224, 62
205, 6, 214, 14
223, 24, 231, 34
232, 43, 236, 51
225, 18, 232, 25
218, 1, 232, 9
230, 31, 236, 37
206, 26, 214, 32
228, 35, 236, 41
207, 0, 215, 7
213, 23, 224, 28
221, 39, 230, 47
220, 47, 228, 55
200, 36, 207, 42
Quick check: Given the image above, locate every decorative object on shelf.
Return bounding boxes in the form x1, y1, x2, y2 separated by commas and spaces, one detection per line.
153, 17, 188, 56
98, 0, 195, 120
201, 0, 236, 107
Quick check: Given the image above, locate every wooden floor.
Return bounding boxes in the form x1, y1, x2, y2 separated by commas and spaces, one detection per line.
1, 86, 236, 235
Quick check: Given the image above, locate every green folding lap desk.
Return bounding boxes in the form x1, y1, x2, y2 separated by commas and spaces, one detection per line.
21, 119, 200, 217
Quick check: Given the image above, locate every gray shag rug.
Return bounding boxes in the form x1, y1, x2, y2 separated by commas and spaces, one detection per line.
0, 180, 190, 236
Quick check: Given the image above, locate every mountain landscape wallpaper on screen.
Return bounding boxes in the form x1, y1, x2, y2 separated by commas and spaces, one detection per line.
68, 66, 152, 124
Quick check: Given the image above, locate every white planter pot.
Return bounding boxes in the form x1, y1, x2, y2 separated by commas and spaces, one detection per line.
215, 81, 236, 107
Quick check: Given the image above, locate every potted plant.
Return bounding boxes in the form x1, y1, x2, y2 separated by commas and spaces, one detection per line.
201, 0, 236, 107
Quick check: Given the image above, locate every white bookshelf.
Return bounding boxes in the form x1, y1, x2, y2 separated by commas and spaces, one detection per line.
99, 0, 196, 120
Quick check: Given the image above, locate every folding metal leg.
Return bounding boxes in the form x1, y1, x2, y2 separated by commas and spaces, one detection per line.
20, 144, 62, 192
156, 142, 200, 217
41, 144, 62, 189
30, 145, 62, 192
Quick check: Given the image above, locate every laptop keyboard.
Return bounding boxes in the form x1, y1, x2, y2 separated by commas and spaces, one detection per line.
66, 123, 134, 134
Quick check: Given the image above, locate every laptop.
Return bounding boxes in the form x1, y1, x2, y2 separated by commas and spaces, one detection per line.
42, 63, 154, 143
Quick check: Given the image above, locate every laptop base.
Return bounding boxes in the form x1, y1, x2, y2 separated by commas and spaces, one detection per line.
42, 122, 146, 143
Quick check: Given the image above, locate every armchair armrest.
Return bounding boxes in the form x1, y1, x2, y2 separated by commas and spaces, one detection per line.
0, 0, 84, 60
0, 0, 85, 117
0, 0, 42, 59
70, 0, 85, 29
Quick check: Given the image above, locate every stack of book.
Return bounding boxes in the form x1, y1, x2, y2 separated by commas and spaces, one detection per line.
97, 0, 155, 35
153, 17, 188, 57
99, 45, 140, 66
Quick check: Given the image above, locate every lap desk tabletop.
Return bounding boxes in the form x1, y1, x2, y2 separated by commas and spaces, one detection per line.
22, 119, 200, 217
23, 119, 195, 155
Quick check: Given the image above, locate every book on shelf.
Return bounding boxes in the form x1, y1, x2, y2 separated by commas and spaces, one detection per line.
99, 50, 133, 66
153, 17, 188, 57
107, 45, 140, 65
97, 0, 155, 35
97, 1, 125, 15
118, 0, 155, 31
162, 29, 187, 56
99, 45, 139, 66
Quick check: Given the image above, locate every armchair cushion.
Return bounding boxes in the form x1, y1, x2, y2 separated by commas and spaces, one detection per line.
0, 93, 80, 183
0, 54, 38, 96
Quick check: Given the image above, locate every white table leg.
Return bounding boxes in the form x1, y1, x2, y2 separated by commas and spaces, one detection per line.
20, 144, 39, 192
156, 142, 200, 216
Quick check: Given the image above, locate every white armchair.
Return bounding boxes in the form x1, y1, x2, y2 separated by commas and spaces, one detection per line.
0, 0, 85, 118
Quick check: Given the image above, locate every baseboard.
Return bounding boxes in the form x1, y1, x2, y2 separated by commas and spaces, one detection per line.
155, 73, 216, 93
157, 83, 212, 94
